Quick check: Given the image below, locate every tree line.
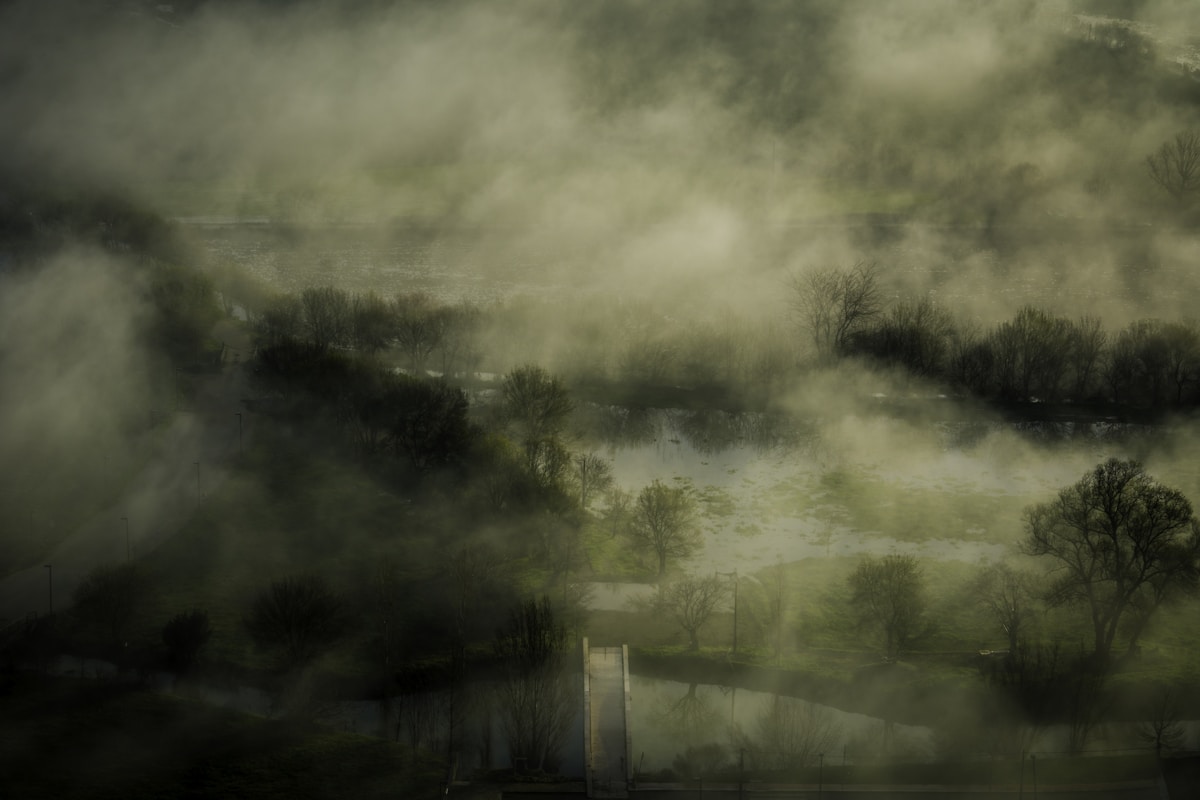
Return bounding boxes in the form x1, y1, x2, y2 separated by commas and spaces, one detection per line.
795, 263, 1200, 409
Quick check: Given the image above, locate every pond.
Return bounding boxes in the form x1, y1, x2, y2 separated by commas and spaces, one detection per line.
42, 654, 1199, 776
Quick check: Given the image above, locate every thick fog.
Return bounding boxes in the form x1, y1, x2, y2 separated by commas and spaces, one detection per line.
5, 0, 1200, 789
4, 0, 1200, 324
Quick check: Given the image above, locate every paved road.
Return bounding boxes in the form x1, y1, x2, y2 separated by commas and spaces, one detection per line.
0, 320, 253, 627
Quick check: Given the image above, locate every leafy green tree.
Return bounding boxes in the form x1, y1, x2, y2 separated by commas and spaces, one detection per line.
1023, 458, 1200, 665
629, 479, 701, 577
848, 554, 925, 659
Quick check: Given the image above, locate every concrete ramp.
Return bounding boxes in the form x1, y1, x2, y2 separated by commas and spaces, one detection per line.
582, 640, 631, 798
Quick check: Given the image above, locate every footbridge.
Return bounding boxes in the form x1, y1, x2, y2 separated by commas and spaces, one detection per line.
582, 639, 632, 798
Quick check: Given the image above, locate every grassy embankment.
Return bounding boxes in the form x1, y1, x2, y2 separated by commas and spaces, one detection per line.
0, 673, 442, 800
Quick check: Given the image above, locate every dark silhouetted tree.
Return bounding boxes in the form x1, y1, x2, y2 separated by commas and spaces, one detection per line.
349, 290, 394, 354
1023, 458, 1200, 665
245, 575, 345, 669
989, 306, 1073, 402
72, 563, 150, 646
493, 596, 574, 773
852, 297, 954, 378
1136, 683, 1186, 756
256, 293, 304, 347
1146, 130, 1200, 204
501, 364, 573, 480
386, 377, 472, 471
300, 286, 350, 350
393, 292, 441, 373
791, 263, 880, 361
973, 563, 1036, 656
1067, 315, 1107, 400
657, 574, 726, 651
162, 609, 212, 673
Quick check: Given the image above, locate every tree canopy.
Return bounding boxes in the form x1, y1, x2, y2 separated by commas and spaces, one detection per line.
848, 554, 926, 659
629, 479, 701, 577
1024, 458, 1200, 665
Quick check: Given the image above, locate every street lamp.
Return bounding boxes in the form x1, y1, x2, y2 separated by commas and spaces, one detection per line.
121, 516, 129, 561
43, 564, 52, 615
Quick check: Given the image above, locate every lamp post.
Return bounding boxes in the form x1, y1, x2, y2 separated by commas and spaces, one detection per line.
121, 516, 129, 561
1031, 754, 1037, 800
818, 752, 824, 800
43, 564, 52, 615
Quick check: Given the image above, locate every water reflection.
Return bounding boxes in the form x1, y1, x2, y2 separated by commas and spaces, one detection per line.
629, 675, 933, 773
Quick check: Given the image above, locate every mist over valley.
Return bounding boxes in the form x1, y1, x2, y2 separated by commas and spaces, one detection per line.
5, 1, 1200, 797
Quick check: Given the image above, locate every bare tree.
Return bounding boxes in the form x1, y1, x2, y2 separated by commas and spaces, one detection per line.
629, 479, 702, 577
1067, 315, 1107, 400
255, 293, 304, 346
574, 452, 613, 512
349, 290, 394, 354
244, 575, 345, 669
392, 292, 441, 373
501, 364, 574, 480
741, 695, 841, 771
1146, 130, 1200, 204
657, 574, 727, 651
973, 563, 1036, 655
848, 554, 926, 659
1161, 321, 1200, 405
493, 596, 575, 773
603, 486, 633, 539
791, 263, 880, 361
989, 306, 1074, 402
299, 286, 351, 350
1136, 684, 1186, 756
854, 296, 955, 378
1024, 458, 1200, 665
